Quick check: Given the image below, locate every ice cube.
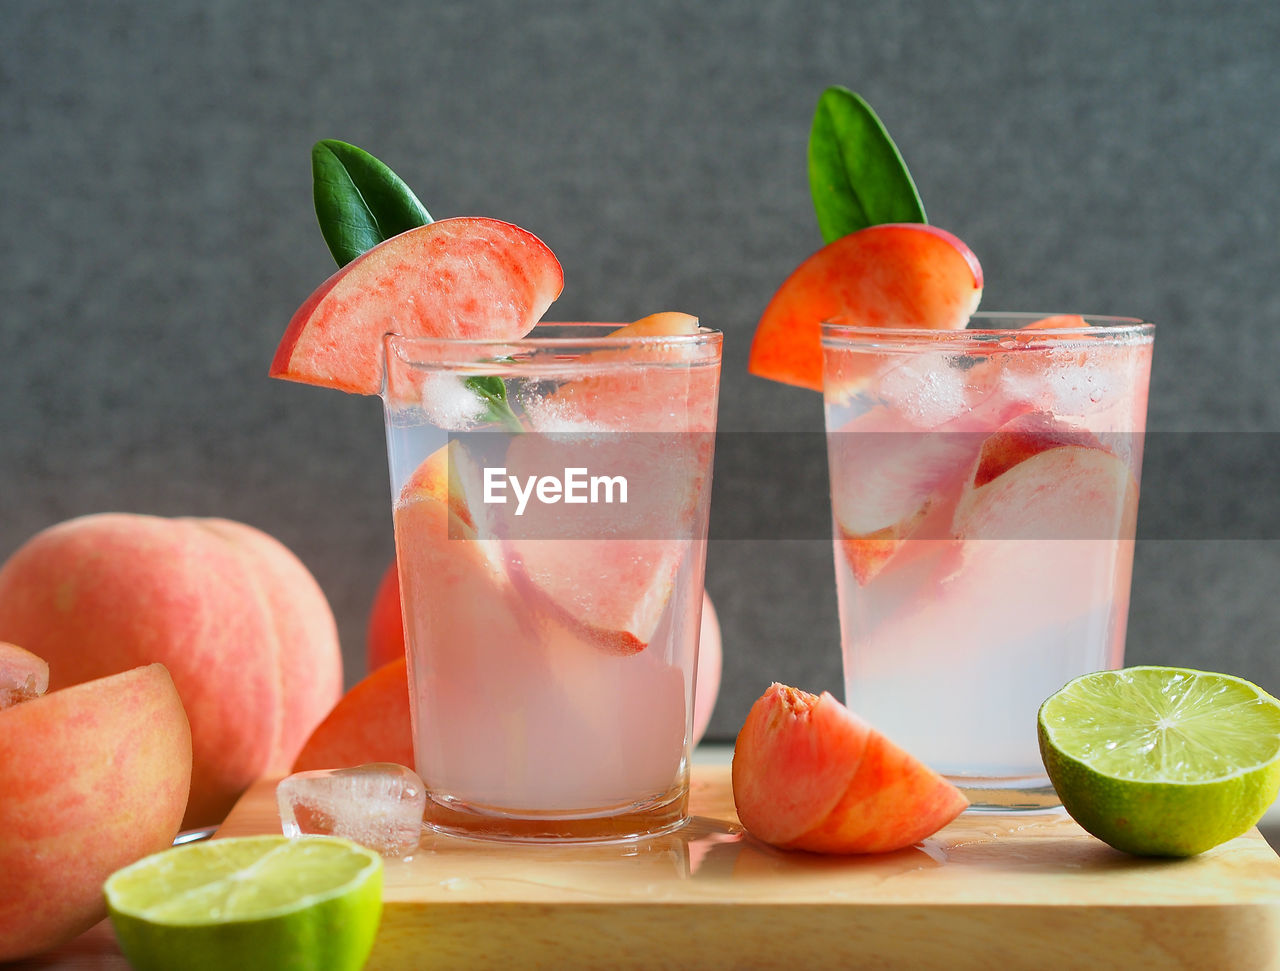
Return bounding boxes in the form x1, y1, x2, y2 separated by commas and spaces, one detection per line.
419, 373, 488, 430
876, 358, 969, 428
277, 762, 426, 858
997, 363, 1047, 408
1043, 359, 1115, 416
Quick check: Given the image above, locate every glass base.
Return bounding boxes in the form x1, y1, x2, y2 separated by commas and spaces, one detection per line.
949, 774, 1063, 813
422, 783, 690, 843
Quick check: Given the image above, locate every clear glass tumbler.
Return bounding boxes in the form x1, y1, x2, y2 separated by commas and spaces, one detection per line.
820, 313, 1154, 811
382, 323, 721, 840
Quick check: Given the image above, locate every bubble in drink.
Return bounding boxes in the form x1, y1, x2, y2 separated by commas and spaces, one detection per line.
277, 762, 426, 858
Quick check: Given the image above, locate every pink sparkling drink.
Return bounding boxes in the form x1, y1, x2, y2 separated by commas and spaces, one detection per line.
382, 323, 721, 841
821, 314, 1153, 811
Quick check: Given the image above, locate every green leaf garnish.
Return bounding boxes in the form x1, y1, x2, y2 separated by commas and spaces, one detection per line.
808, 87, 926, 243
312, 140, 433, 267
463, 375, 523, 433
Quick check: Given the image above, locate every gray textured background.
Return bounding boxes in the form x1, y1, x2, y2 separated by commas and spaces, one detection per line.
2, 0, 1277, 743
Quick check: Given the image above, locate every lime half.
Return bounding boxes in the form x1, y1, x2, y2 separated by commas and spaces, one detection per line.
1038, 666, 1280, 857
105, 835, 383, 971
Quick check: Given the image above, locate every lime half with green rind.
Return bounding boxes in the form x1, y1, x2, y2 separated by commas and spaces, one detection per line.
105, 835, 382, 971
1038, 666, 1280, 857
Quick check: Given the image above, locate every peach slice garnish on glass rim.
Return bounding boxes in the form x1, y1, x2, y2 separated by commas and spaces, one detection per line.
749, 223, 983, 393
271, 216, 564, 396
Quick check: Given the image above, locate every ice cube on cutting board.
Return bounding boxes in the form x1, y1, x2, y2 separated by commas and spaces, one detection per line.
277, 762, 426, 857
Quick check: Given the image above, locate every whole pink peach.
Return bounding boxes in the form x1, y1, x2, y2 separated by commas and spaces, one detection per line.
0, 513, 342, 826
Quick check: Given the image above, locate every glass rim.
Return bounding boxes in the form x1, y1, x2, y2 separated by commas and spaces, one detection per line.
821, 312, 1154, 346
384, 321, 723, 354
383, 323, 722, 379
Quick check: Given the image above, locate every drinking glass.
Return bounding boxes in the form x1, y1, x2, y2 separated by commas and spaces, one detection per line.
383, 323, 721, 840
821, 313, 1154, 811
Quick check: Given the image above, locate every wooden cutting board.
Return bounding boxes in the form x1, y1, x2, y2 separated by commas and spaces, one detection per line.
219, 766, 1280, 970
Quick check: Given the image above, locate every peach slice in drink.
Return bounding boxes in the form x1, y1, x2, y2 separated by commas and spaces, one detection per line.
854, 434, 1137, 664
830, 380, 1032, 585
1023, 314, 1088, 330
523, 313, 719, 434
504, 315, 718, 654
951, 416, 1137, 567
944, 440, 1140, 662
731, 683, 967, 853
500, 428, 707, 655
613, 311, 700, 337
749, 223, 983, 392
399, 438, 478, 530
830, 406, 954, 585
970, 314, 1093, 385
967, 412, 1102, 489
953, 441, 1139, 544
525, 357, 720, 435
507, 539, 690, 656
271, 217, 564, 395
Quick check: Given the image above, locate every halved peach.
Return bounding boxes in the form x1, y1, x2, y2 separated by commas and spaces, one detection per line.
0, 663, 191, 961
0, 514, 341, 828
